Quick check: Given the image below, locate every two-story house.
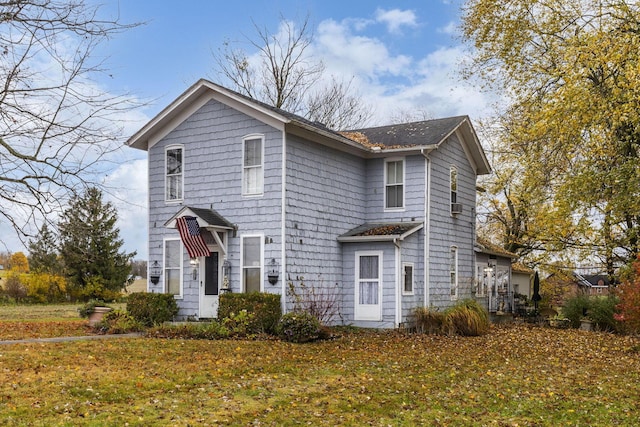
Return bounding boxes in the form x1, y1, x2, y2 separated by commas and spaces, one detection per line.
127, 79, 491, 329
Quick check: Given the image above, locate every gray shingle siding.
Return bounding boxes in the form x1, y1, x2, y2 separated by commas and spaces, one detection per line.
284, 134, 366, 317
148, 99, 284, 318
427, 132, 476, 309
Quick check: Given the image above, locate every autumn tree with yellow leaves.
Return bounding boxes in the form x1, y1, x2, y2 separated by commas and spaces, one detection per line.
462, 0, 640, 275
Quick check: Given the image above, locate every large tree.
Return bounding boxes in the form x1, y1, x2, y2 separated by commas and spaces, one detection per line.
0, 0, 138, 247
212, 15, 372, 129
27, 223, 61, 274
58, 187, 135, 299
462, 0, 640, 274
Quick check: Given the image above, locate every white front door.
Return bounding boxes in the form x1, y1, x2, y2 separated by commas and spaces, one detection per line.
355, 251, 383, 321
199, 251, 220, 318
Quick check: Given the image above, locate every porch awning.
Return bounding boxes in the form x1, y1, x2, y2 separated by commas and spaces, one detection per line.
337, 221, 423, 243
165, 206, 236, 256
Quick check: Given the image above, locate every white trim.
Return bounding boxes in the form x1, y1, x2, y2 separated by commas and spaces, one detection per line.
384, 157, 405, 211
450, 165, 458, 215
402, 262, 415, 295
240, 233, 264, 292
423, 150, 432, 307
163, 237, 183, 299
355, 250, 383, 321
242, 134, 265, 197
281, 132, 287, 314
165, 144, 184, 203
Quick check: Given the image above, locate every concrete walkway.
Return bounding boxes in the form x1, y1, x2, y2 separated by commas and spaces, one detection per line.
0, 333, 143, 345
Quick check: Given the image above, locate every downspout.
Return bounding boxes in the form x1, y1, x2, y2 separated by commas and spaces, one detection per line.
421, 148, 433, 308
281, 131, 287, 315
394, 238, 401, 328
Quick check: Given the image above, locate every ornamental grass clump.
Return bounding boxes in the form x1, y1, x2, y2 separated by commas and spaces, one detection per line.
443, 299, 490, 336
416, 300, 490, 336
415, 307, 445, 334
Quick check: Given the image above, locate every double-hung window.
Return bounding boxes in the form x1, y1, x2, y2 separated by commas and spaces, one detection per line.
166, 146, 183, 201
241, 235, 263, 293
450, 246, 458, 300
403, 263, 414, 294
385, 159, 404, 210
164, 238, 182, 297
243, 135, 264, 196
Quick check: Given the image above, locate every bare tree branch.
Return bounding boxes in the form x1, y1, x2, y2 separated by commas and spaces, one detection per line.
0, 0, 142, 246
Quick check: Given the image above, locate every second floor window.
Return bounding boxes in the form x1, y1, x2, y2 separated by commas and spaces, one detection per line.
166, 146, 183, 201
385, 159, 404, 209
450, 166, 458, 204
243, 136, 264, 195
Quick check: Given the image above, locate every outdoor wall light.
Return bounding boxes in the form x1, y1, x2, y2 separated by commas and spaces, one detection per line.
221, 259, 231, 292
267, 258, 279, 285
150, 260, 162, 285
190, 258, 199, 281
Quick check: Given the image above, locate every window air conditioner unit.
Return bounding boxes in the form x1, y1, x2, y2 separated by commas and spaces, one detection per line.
451, 203, 463, 214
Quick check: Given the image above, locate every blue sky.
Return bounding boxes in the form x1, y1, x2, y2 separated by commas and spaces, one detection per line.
5, 1, 496, 260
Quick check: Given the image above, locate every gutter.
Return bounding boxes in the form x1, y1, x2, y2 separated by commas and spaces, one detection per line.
421, 148, 435, 308
393, 238, 401, 328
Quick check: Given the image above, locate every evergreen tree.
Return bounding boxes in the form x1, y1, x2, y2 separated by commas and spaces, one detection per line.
58, 187, 135, 299
28, 223, 61, 274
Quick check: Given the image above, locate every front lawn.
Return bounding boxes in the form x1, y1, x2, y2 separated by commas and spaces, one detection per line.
0, 324, 638, 426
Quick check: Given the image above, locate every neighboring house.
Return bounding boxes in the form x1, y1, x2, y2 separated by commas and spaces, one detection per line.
127, 79, 491, 329
512, 263, 534, 298
543, 271, 610, 308
573, 273, 610, 296
474, 238, 518, 314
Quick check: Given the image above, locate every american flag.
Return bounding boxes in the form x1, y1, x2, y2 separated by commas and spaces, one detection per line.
176, 216, 210, 258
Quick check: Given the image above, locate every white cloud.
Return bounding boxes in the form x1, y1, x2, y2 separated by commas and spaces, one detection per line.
309, 17, 495, 125
315, 19, 412, 78
438, 21, 458, 36
375, 8, 418, 34
103, 156, 148, 259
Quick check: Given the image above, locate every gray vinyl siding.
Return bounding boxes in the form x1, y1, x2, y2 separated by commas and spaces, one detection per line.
400, 231, 424, 323
365, 155, 426, 222
427, 132, 476, 309
147, 99, 283, 318
285, 135, 366, 317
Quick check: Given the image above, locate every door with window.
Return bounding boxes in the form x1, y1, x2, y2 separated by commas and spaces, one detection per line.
199, 252, 219, 318
355, 252, 383, 321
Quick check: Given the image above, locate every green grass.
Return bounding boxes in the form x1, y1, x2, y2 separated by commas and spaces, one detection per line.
0, 321, 638, 425
0, 303, 126, 321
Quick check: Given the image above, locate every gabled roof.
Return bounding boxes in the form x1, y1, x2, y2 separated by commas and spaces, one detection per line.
126, 79, 491, 174
574, 273, 610, 288
164, 206, 235, 230
338, 221, 423, 243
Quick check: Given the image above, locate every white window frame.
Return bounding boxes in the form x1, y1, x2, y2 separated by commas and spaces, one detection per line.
450, 165, 458, 212
355, 251, 383, 321
165, 145, 184, 202
242, 134, 264, 196
402, 262, 414, 295
241, 234, 264, 293
450, 246, 458, 300
163, 237, 183, 298
384, 158, 405, 211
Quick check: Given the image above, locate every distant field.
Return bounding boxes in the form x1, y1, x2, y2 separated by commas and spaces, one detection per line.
126, 278, 147, 293
0, 302, 127, 321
